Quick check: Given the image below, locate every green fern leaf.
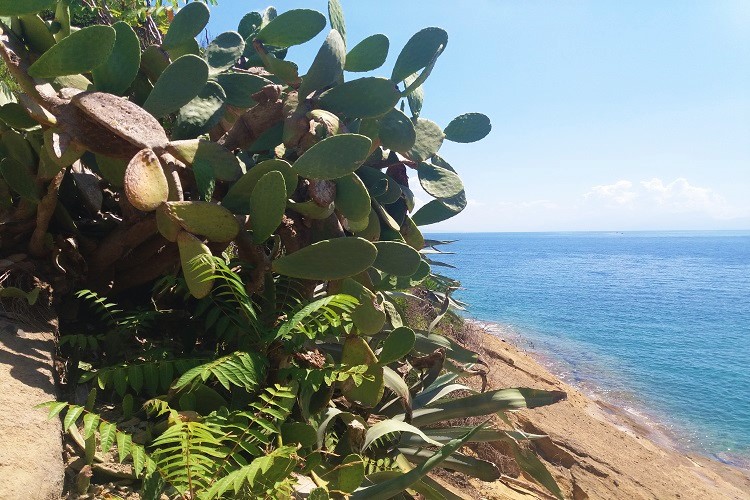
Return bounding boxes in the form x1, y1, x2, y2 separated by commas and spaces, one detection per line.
173, 352, 267, 392
275, 294, 359, 340
83, 413, 100, 439
99, 421, 117, 453
63, 405, 84, 431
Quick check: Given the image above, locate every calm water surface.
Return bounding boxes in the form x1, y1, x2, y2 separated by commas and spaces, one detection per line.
430, 231, 750, 463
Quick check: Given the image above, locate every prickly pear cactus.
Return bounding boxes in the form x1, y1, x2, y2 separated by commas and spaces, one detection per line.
0, 2, 490, 303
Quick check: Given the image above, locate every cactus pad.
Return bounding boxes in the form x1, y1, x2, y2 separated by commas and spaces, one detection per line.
391, 27, 448, 83
443, 112, 492, 143
408, 118, 445, 162
319, 77, 400, 118
379, 108, 416, 152
163, 201, 240, 243
206, 31, 245, 74
177, 231, 215, 299
167, 139, 243, 182
341, 336, 384, 406
222, 159, 297, 214
293, 134, 372, 180
344, 34, 389, 73
372, 241, 421, 276
28, 25, 116, 78
143, 55, 209, 118
172, 81, 227, 140
123, 149, 169, 212
256, 9, 326, 48
298, 29, 346, 98
334, 173, 371, 223
92, 22, 141, 96
216, 73, 271, 108
272, 237, 377, 280
0, 157, 40, 202
162, 1, 211, 50
0, 0, 55, 17
417, 161, 463, 199
248, 171, 286, 243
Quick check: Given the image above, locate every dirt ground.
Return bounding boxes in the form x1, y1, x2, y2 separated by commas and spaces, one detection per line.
0, 317, 64, 500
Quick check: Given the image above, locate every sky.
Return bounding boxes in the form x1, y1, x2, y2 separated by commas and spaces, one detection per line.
207, 1, 750, 232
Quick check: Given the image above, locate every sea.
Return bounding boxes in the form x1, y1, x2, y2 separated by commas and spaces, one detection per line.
428, 231, 750, 466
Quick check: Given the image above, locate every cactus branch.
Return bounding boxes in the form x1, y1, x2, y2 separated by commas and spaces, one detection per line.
218, 85, 284, 151
29, 170, 66, 258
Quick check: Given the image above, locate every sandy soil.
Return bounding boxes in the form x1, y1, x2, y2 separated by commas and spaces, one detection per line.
449, 322, 750, 500
0, 317, 64, 500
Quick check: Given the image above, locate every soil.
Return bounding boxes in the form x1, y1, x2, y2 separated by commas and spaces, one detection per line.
440, 321, 750, 500
0, 317, 64, 500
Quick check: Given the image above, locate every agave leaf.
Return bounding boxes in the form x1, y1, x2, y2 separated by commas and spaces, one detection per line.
28, 26, 116, 78
507, 438, 564, 499
412, 331, 482, 366
398, 447, 500, 481
382, 365, 412, 411
363, 419, 441, 451
256, 9, 326, 48
401, 427, 547, 447
345, 34, 389, 73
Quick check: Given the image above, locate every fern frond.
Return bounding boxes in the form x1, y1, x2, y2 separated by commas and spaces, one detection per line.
79, 358, 208, 397
204, 446, 298, 499
275, 294, 359, 341
173, 352, 268, 392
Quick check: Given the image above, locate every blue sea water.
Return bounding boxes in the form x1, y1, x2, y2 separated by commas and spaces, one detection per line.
429, 231, 750, 464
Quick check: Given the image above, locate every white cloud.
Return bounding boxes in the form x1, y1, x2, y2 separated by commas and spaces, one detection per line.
584, 180, 638, 206
640, 177, 734, 217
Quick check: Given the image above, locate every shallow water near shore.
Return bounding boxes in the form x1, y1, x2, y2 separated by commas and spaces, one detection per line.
429, 231, 750, 467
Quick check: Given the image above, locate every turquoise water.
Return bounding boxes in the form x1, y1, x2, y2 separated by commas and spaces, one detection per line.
430, 231, 750, 464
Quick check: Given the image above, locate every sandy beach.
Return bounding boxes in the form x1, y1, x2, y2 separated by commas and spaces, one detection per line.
442, 320, 750, 499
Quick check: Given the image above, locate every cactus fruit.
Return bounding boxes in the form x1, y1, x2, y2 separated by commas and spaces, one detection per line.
344, 34, 389, 73
163, 201, 240, 243
123, 149, 169, 212
92, 22, 141, 96
256, 9, 326, 48
143, 55, 209, 118
391, 27, 448, 84
319, 77, 400, 119
177, 231, 215, 299
248, 171, 286, 243
28, 25, 116, 78
372, 241, 421, 277
444, 112, 493, 143
272, 237, 377, 280
161, 1, 211, 50
293, 134, 372, 180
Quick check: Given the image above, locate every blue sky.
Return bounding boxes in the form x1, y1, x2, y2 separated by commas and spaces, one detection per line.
208, 1, 750, 231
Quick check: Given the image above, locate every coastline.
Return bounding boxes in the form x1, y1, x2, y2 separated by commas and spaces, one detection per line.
452, 319, 750, 499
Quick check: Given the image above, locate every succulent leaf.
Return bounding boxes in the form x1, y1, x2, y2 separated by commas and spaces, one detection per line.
167, 139, 243, 182
293, 134, 372, 180
19, 14, 56, 54
411, 198, 463, 226
177, 231, 215, 299
328, 0, 346, 47
344, 34, 389, 73
342, 278, 386, 335
287, 200, 335, 220
378, 327, 416, 365
319, 77, 400, 119
2, 130, 36, 167
94, 154, 127, 188
0, 157, 39, 202
222, 159, 297, 214
417, 162, 463, 199
215, 73, 271, 108
408, 118, 444, 162
238, 11, 263, 39
404, 73, 424, 118
162, 1, 211, 50
299, 30, 346, 98
341, 336, 384, 407
28, 25, 116, 78
0, 0, 55, 16
205, 31, 245, 74
391, 27, 448, 83
123, 148, 169, 212
372, 241, 421, 276
92, 22, 141, 96
0, 103, 38, 130
334, 173, 371, 223
256, 9, 326, 48
172, 80, 226, 140
400, 216, 425, 251
248, 171, 286, 243
143, 55, 209, 118
156, 204, 181, 242
164, 201, 240, 243
444, 113, 492, 143
272, 237, 377, 280
140, 45, 169, 83
379, 108, 416, 153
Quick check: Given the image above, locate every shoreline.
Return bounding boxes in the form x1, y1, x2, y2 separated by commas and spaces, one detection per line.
467, 317, 750, 471
454, 319, 750, 499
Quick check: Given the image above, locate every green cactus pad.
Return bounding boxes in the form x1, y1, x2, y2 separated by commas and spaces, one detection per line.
92, 22, 141, 96
293, 134, 372, 180
177, 231, 215, 299
378, 326, 416, 365
298, 29, 346, 98
328, 0, 346, 46
404, 73, 424, 118
166, 38, 200, 60
374, 175, 402, 205
440, 188, 467, 211
408, 118, 445, 162
319, 77, 400, 119
443, 112, 492, 143
379, 108, 416, 152
164, 201, 240, 243
0, 103, 39, 130
341, 336, 384, 406
123, 149, 169, 212
355, 207, 381, 241
71, 92, 170, 151
248, 171, 286, 243
222, 159, 297, 213
391, 27, 448, 83
172, 80, 227, 140
272, 237, 377, 280
372, 241, 421, 276
342, 279, 386, 335
28, 25, 115, 78
334, 173, 371, 223
263, 55, 300, 85
143, 55, 209, 118
1, 130, 35, 168
19, 14, 56, 54
37, 148, 63, 181
411, 198, 464, 226
287, 200, 335, 220
156, 204, 181, 242
0, 157, 40, 202
94, 154, 127, 188
167, 139, 243, 182
0, 0, 55, 16
344, 34, 389, 73
53, 0, 71, 42
206, 31, 245, 74
247, 122, 284, 153
400, 216, 425, 251
418, 161, 463, 199
162, 1, 210, 50
256, 9, 326, 48
216, 73, 271, 108
140, 45, 169, 83
238, 11, 262, 39
356, 167, 389, 197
